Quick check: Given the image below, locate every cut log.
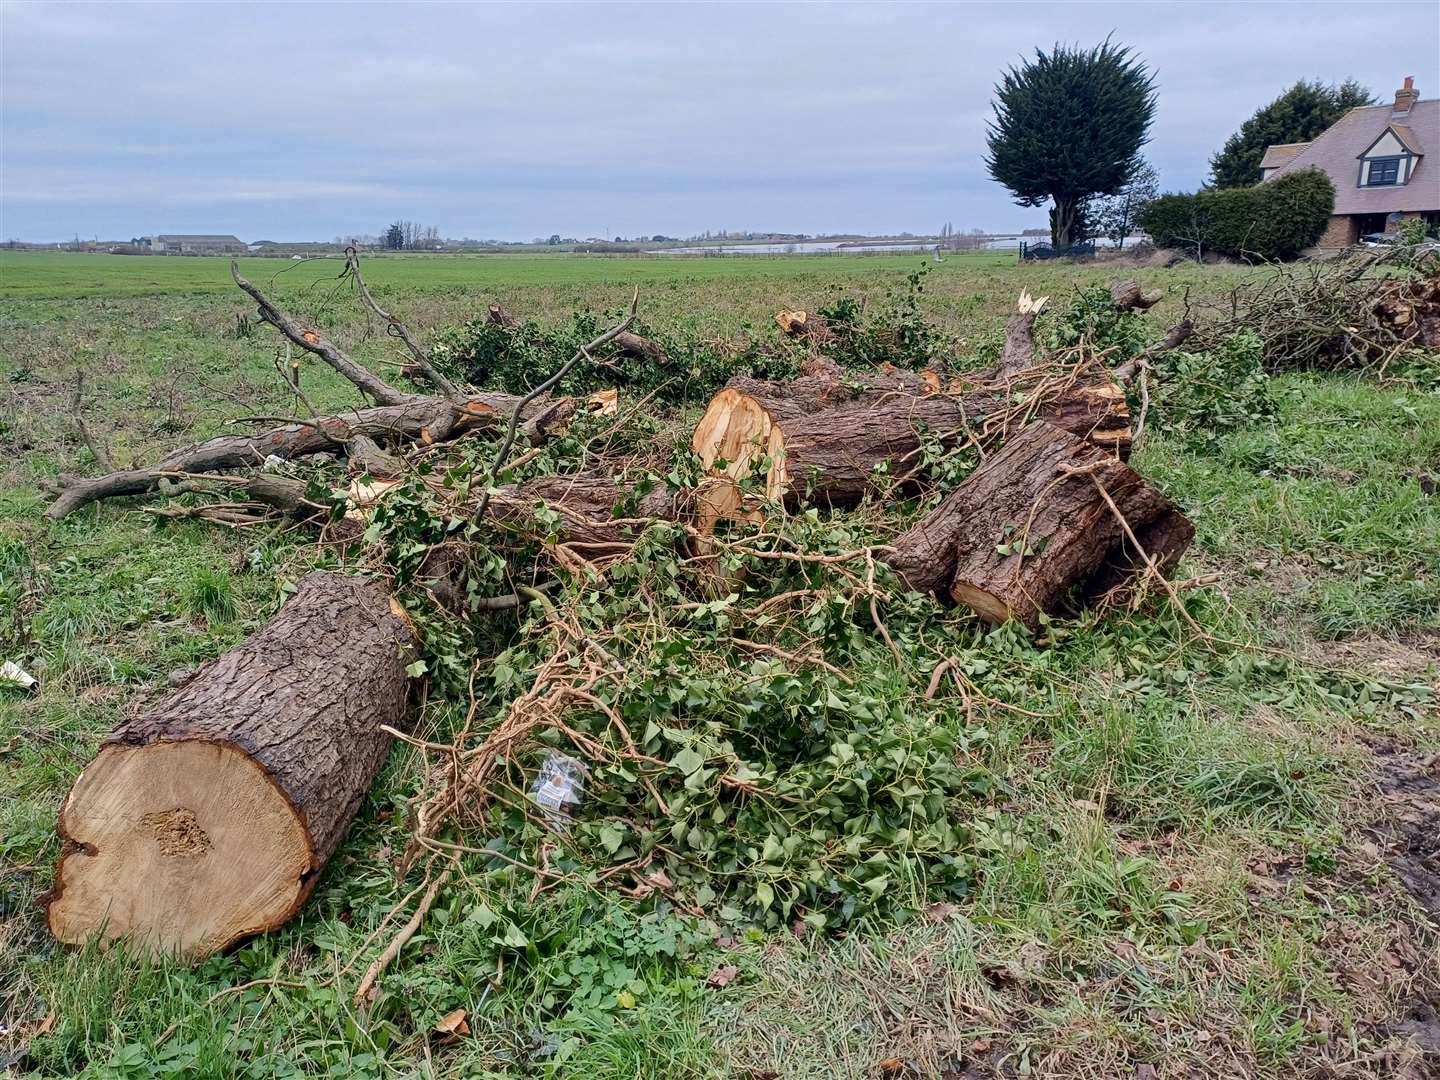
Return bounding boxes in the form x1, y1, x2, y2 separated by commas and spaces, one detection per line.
47, 572, 414, 959
775, 308, 836, 346
487, 302, 518, 328
884, 421, 1192, 629
610, 330, 668, 367
692, 367, 1131, 506
1109, 279, 1163, 311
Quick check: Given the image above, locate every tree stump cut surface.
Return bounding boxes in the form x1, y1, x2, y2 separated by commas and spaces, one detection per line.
47, 572, 414, 960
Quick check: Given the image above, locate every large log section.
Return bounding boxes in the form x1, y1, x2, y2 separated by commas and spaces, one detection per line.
47, 573, 415, 959
691, 368, 1130, 507
884, 421, 1193, 629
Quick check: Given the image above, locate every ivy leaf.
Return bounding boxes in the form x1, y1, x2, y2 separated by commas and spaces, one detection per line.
671, 745, 705, 775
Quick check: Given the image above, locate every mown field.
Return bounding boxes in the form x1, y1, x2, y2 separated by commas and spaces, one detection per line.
2, 250, 1438, 1080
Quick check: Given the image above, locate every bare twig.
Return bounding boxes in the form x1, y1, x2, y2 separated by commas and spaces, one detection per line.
353, 863, 453, 1006
69, 371, 114, 470
231, 261, 414, 406
343, 247, 460, 398
473, 288, 640, 525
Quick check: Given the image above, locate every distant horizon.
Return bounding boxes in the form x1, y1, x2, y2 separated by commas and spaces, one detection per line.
4, 2, 1437, 244
6, 226, 1054, 247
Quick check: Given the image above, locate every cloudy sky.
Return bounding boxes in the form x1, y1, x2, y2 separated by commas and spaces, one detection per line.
3, 1, 1437, 242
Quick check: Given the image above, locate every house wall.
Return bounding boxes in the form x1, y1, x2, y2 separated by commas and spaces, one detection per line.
1318, 216, 1359, 247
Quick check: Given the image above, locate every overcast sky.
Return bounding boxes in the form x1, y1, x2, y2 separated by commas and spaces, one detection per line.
3, 1, 1437, 243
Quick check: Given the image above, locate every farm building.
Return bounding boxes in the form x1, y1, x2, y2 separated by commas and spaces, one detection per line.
147, 234, 247, 254
1261, 76, 1439, 246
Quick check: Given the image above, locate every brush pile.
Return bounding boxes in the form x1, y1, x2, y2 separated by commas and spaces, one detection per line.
39, 260, 1268, 975
1204, 245, 1440, 372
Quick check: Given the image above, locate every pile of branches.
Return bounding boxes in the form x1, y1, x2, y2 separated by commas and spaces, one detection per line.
44, 264, 1210, 996
1202, 246, 1440, 372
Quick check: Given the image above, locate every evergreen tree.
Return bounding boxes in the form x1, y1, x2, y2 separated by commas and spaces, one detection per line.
986, 38, 1156, 249
1209, 79, 1375, 188
383, 223, 405, 250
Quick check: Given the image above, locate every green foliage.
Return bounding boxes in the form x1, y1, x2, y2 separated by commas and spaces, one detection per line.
429, 309, 796, 404
1150, 331, 1278, 449
986, 38, 1157, 247
1046, 284, 1150, 361
1138, 168, 1335, 261
816, 264, 939, 369
1210, 79, 1375, 188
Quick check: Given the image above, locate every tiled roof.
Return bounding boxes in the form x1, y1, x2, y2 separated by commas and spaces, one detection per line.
1260, 142, 1310, 169
1387, 124, 1426, 155
1265, 99, 1439, 215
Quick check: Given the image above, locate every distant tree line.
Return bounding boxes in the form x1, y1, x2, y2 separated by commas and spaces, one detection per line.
383, 221, 441, 250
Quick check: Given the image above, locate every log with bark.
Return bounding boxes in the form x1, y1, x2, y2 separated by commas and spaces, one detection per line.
1109, 279, 1164, 311
44, 393, 573, 519
691, 364, 1132, 506
47, 572, 415, 959
883, 420, 1193, 629
775, 308, 836, 346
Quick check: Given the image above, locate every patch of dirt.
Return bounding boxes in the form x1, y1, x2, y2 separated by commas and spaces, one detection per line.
1371, 747, 1440, 920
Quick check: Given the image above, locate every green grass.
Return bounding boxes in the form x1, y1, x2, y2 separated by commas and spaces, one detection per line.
2, 251, 1437, 1078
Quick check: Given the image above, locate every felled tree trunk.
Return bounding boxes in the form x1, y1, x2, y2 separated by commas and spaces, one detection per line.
45, 392, 573, 519
884, 421, 1192, 629
691, 366, 1131, 507
47, 572, 414, 960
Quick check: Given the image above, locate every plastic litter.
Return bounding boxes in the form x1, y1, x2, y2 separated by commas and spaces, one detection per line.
0, 661, 36, 691
532, 752, 587, 831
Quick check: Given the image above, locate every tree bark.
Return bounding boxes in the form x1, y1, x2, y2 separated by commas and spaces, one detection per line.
883, 421, 1192, 629
691, 365, 1131, 507
47, 572, 415, 960
610, 331, 669, 367
45, 392, 574, 518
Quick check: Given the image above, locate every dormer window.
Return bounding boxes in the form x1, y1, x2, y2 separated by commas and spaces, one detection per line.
1366, 157, 1402, 186
1356, 125, 1421, 188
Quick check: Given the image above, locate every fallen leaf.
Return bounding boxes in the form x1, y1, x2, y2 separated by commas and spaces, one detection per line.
878, 1059, 907, 1075
925, 901, 959, 922
969, 1036, 993, 1053
706, 964, 739, 989
616, 989, 636, 1009
435, 1008, 469, 1037
1135, 1065, 1157, 1080
35, 1012, 56, 1037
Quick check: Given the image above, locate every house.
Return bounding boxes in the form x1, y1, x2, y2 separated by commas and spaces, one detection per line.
149, 234, 247, 254
1261, 77, 1439, 246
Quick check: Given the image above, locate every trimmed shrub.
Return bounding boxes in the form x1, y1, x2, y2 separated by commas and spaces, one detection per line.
1138, 168, 1334, 261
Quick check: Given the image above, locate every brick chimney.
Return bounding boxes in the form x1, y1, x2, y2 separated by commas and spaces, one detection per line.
1393, 76, 1419, 116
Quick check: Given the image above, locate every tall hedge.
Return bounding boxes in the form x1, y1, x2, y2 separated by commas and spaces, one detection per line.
1138, 168, 1334, 261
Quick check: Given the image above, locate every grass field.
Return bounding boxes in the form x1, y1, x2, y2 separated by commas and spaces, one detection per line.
2, 250, 1438, 1079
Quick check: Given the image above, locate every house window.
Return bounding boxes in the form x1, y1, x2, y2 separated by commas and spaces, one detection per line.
1366, 157, 1402, 186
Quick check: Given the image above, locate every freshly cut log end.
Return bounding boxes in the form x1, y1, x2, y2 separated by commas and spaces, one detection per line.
48, 741, 313, 959
775, 308, 836, 345
691, 384, 789, 500
47, 572, 413, 960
